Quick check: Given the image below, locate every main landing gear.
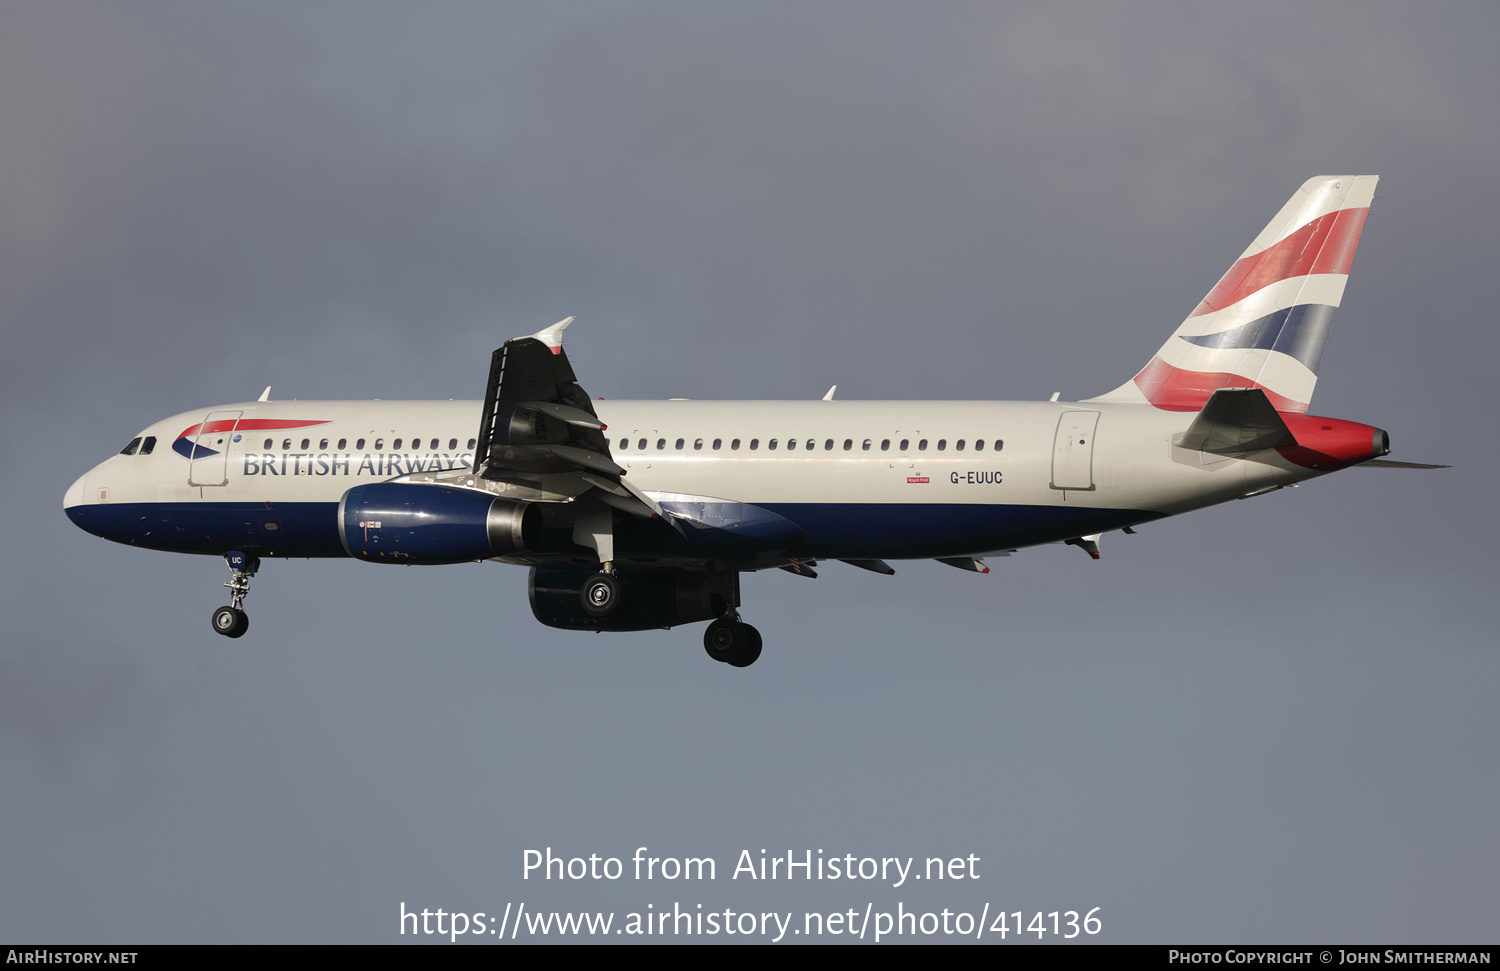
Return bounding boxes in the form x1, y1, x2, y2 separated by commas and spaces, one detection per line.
580, 566, 626, 618
211, 550, 258, 639
703, 615, 762, 668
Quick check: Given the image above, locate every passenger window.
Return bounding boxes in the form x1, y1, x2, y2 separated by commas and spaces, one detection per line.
449, 438, 458, 450
995, 440, 1004, 452
283, 438, 292, 450
618, 438, 628, 451
974, 439, 984, 451
786, 439, 796, 451
769, 439, 778, 450
393, 438, 402, 450
139, 436, 157, 455
956, 440, 965, 451
843, 439, 852, 451
675, 438, 684, 450
826, 439, 835, 451
356, 438, 366, 450
301, 438, 310, 450
937, 439, 946, 451
806, 439, 815, 450
338, 439, 348, 450
319, 438, 328, 450
749, 439, 759, 450
899, 439, 909, 451
862, 439, 871, 451
119, 437, 141, 456
712, 439, 722, 450
881, 439, 890, 451
919, 440, 928, 451
731, 439, 741, 450
638, 438, 647, 450
467, 438, 476, 449
694, 438, 703, 450
657, 439, 666, 450
264, 438, 273, 449
375, 439, 384, 450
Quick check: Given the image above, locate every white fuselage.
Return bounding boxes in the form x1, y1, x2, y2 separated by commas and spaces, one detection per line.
65, 397, 1318, 564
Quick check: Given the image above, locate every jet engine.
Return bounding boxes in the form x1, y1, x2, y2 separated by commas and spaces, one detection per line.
339, 482, 539, 563
529, 567, 730, 631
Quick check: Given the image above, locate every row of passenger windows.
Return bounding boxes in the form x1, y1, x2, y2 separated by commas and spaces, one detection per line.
121, 431, 1004, 457
260, 437, 478, 452
616, 437, 1004, 453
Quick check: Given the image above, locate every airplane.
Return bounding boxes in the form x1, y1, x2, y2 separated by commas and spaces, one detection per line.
63, 175, 1445, 668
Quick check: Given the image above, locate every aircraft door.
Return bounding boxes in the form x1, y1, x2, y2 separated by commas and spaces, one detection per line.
1050, 411, 1099, 491
187, 410, 243, 487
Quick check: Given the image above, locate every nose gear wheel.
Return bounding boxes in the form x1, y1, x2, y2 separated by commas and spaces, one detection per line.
211, 551, 259, 638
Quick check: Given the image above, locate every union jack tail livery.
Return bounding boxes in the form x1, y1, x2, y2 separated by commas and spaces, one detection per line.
1093, 175, 1378, 413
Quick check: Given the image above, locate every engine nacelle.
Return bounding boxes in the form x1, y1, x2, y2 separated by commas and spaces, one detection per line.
339, 482, 539, 564
529, 568, 730, 632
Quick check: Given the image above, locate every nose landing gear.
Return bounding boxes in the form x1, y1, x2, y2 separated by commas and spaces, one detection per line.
212, 550, 258, 638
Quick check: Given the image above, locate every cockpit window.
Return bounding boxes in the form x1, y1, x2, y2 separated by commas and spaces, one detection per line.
139, 436, 157, 455
119, 437, 142, 456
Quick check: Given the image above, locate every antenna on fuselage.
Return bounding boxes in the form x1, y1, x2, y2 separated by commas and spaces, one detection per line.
258, 387, 271, 402
822, 385, 836, 401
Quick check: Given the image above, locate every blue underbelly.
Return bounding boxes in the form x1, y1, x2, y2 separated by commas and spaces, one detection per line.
67, 499, 1161, 562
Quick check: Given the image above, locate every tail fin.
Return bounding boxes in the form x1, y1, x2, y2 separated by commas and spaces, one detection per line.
1090, 175, 1378, 413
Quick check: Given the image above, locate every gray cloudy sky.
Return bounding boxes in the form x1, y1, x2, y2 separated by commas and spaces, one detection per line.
2, 0, 1495, 944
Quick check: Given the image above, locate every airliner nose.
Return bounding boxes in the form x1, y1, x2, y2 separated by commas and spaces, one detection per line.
64, 473, 86, 510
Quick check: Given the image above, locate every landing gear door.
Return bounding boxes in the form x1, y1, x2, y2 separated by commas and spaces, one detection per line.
187, 410, 243, 487
1050, 411, 1099, 491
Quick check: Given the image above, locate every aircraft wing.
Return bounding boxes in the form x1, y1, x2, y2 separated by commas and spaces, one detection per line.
467, 318, 662, 518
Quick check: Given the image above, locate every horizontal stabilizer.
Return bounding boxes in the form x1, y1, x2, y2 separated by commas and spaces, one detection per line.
1356, 459, 1451, 469
1178, 388, 1296, 454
